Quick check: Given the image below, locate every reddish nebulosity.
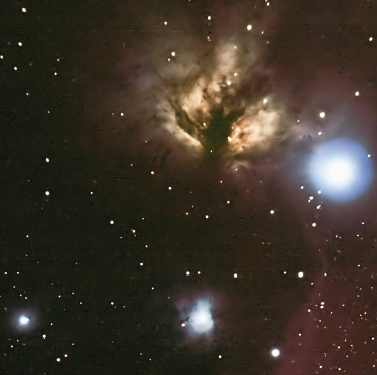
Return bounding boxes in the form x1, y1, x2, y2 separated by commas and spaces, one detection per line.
10, 0, 376, 373
94, 1, 377, 373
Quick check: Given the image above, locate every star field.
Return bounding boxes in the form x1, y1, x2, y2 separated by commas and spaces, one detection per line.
1, 0, 377, 374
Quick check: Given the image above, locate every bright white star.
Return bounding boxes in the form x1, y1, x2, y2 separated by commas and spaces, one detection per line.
19, 315, 30, 326
308, 139, 373, 202
271, 348, 280, 357
9, 308, 40, 333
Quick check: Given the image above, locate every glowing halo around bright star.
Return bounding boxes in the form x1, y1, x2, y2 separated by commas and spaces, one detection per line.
8, 307, 40, 333
308, 138, 373, 202
188, 300, 214, 334
18, 315, 30, 326
271, 348, 281, 357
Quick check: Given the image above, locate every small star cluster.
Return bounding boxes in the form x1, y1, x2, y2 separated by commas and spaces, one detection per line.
1, 0, 377, 374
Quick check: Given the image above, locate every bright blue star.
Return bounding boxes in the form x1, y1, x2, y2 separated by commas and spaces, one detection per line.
18, 315, 30, 326
8, 308, 40, 333
308, 138, 373, 202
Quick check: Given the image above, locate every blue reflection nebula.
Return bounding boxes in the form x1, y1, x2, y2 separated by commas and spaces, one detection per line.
309, 139, 373, 202
188, 300, 214, 334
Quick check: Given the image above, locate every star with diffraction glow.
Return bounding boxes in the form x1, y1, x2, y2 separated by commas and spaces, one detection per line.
308, 138, 373, 202
9, 308, 40, 334
18, 315, 30, 326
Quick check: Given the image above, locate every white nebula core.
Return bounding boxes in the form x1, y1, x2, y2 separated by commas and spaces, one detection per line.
188, 300, 214, 334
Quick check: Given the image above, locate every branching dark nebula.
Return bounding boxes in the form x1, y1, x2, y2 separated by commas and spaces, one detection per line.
4, 0, 377, 374
101, 0, 377, 178
122, 16, 304, 167
75, 0, 377, 372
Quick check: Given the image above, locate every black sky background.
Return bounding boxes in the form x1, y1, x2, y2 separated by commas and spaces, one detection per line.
1, 0, 377, 374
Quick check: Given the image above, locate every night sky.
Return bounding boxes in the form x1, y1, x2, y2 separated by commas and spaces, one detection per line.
2, 0, 377, 374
